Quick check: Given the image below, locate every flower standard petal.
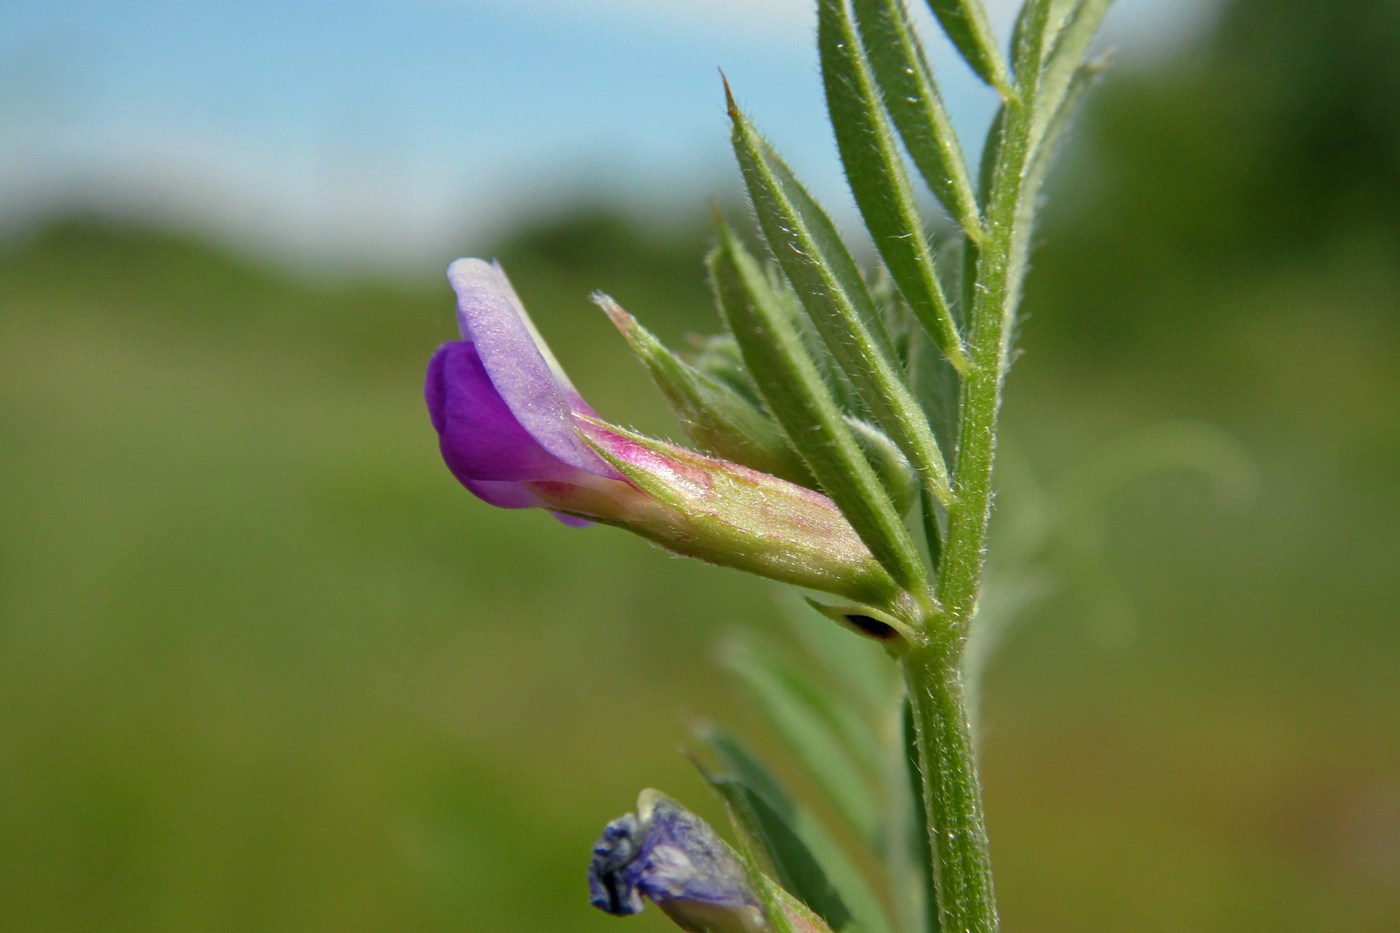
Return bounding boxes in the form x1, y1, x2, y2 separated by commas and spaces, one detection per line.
430, 259, 641, 525
447, 258, 614, 477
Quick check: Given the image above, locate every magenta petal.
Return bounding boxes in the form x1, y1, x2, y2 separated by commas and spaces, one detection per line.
457, 480, 594, 526
458, 478, 550, 510
427, 341, 584, 484
447, 259, 613, 476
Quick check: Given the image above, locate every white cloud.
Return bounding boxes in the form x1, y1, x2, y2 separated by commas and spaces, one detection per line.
582, 0, 816, 33
448, 0, 815, 42
473, 0, 1215, 56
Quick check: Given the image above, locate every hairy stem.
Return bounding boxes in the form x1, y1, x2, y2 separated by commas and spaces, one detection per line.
907, 30, 1046, 933
936, 105, 1036, 638
901, 641, 997, 933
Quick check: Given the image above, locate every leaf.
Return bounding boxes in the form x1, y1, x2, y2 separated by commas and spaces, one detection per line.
1010, 0, 1055, 90
908, 316, 961, 477
922, 0, 1013, 96
765, 263, 866, 417
709, 222, 927, 592
697, 728, 894, 933
903, 268, 963, 566
1029, 0, 1113, 160
975, 105, 1005, 210
726, 88, 954, 510
757, 877, 841, 933
778, 594, 895, 718
702, 766, 853, 931
726, 828, 805, 933
704, 258, 852, 413
595, 293, 813, 486
1014, 61, 1107, 294
919, 484, 945, 571
1006, 1, 1112, 318
852, 0, 982, 239
723, 635, 882, 835
844, 416, 918, 516
820, 0, 971, 375
687, 332, 765, 408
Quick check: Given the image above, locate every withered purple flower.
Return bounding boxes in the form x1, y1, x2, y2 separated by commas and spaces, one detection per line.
589, 790, 766, 932
589, 791, 836, 933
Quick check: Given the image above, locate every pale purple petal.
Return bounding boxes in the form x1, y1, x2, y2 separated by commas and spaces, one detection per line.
447, 258, 613, 476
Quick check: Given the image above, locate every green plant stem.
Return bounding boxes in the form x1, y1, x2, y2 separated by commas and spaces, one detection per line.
901, 642, 996, 933
906, 60, 1043, 933
937, 101, 1035, 637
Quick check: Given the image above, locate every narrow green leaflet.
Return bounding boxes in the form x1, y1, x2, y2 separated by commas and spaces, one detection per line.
919, 485, 945, 570
1007, 60, 1106, 315
868, 269, 916, 370
923, 0, 1013, 96
726, 829, 805, 933
723, 636, 882, 836
687, 333, 764, 406
1028, 58, 1107, 191
1030, 0, 1113, 159
767, 266, 867, 418
596, 293, 814, 486
727, 93, 897, 359
819, 0, 971, 375
757, 876, 840, 933
844, 417, 917, 515
779, 595, 894, 718
710, 224, 927, 592
909, 315, 961, 473
976, 3, 1045, 318
1011, 0, 1054, 92
703, 767, 855, 932
852, 0, 981, 239
720, 254, 864, 418
1011, 0, 1081, 81
975, 108, 1004, 219
698, 728, 894, 933
1004, 0, 1111, 320
726, 91, 954, 510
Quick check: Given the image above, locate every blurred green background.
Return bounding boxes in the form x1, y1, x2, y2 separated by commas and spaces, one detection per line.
2, 0, 1398, 929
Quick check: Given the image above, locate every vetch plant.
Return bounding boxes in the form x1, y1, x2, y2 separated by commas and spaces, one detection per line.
426, 1, 1113, 930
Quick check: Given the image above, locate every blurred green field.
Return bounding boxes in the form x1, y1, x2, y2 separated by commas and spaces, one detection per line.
3, 1, 1398, 929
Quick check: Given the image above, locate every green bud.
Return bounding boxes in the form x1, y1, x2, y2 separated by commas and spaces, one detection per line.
686, 333, 764, 408
845, 416, 918, 515
594, 294, 814, 487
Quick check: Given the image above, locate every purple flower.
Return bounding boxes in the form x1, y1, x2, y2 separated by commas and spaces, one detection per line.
425, 258, 643, 527
425, 259, 901, 606
589, 791, 836, 933
589, 790, 766, 932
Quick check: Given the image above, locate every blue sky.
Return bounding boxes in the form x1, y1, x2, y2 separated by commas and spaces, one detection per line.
1, 0, 1215, 271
